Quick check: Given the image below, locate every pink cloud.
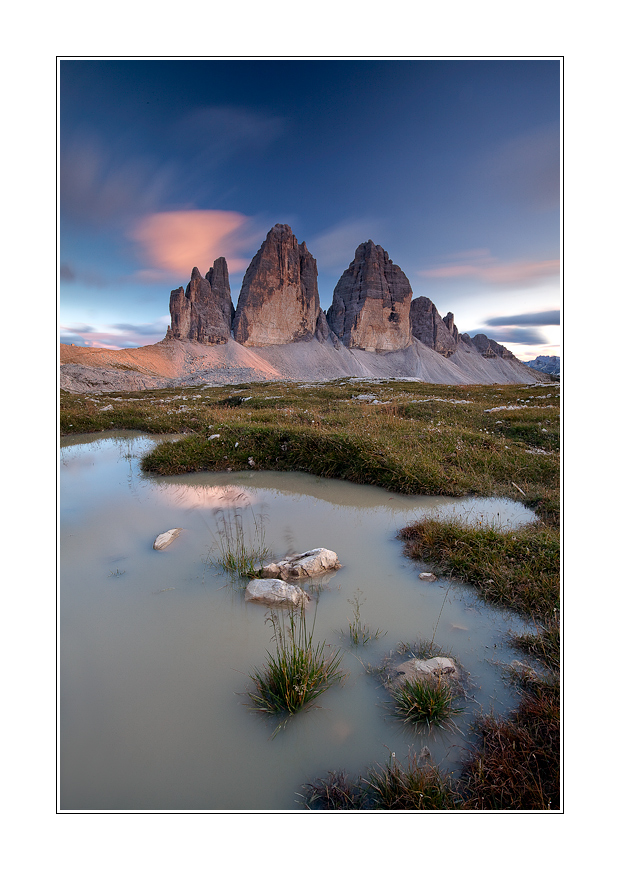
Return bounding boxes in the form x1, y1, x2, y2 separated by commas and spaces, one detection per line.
418, 250, 559, 285
61, 319, 169, 350
129, 210, 251, 278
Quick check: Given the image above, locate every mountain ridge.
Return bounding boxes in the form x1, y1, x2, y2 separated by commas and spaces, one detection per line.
60, 224, 553, 393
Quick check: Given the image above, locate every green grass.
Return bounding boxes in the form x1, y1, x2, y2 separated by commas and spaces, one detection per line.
390, 675, 464, 731
364, 755, 460, 810
60, 380, 559, 512
398, 516, 559, 620
248, 608, 346, 736
510, 619, 560, 674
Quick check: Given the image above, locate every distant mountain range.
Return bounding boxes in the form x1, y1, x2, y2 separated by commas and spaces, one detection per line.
523, 355, 560, 376
60, 224, 554, 393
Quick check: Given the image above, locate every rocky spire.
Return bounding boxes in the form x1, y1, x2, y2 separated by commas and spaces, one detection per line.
326, 241, 412, 351
469, 333, 515, 359
233, 224, 321, 346
167, 257, 233, 344
409, 296, 459, 357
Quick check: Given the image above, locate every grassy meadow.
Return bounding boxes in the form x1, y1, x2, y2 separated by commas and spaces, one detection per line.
60, 375, 561, 809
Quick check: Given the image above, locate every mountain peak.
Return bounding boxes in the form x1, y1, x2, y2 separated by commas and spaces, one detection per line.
326, 241, 412, 351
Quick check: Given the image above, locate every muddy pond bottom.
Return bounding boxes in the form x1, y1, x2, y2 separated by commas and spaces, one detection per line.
60, 431, 537, 811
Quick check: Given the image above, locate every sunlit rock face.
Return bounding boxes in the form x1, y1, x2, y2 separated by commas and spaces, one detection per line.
168, 257, 234, 344
233, 224, 321, 346
326, 241, 412, 351
409, 296, 459, 357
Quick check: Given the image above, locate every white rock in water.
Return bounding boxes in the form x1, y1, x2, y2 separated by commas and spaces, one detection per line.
153, 528, 182, 550
392, 656, 458, 689
419, 572, 437, 581
245, 578, 310, 608
260, 548, 341, 580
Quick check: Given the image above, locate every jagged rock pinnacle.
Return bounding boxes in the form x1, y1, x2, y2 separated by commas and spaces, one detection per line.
326, 241, 412, 351
233, 224, 321, 346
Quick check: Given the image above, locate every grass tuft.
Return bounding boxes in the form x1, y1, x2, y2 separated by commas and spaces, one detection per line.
364, 755, 460, 810
299, 770, 367, 810
207, 493, 269, 582
248, 608, 346, 736
344, 589, 386, 645
300, 754, 460, 810
390, 674, 464, 732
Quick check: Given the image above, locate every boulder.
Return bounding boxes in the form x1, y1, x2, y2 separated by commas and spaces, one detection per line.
260, 548, 341, 580
326, 241, 412, 351
233, 224, 321, 346
245, 578, 310, 608
392, 656, 458, 689
153, 528, 182, 550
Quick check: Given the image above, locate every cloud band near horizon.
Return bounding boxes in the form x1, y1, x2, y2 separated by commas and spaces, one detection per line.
418, 249, 559, 285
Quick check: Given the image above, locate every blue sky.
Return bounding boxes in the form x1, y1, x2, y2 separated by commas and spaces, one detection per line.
59, 58, 560, 360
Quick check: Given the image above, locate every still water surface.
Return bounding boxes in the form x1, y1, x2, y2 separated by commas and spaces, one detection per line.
60, 431, 536, 810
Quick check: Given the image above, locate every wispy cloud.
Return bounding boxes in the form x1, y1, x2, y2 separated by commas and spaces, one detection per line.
59, 261, 110, 288
309, 218, 385, 272
477, 326, 547, 346
60, 133, 175, 227
418, 249, 559, 285
60, 318, 170, 350
129, 210, 253, 278
176, 106, 285, 164
476, 125, 560, 211
485, 310, 560, 327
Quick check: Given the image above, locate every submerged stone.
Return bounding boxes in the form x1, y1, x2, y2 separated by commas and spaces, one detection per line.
419, 572, 437, 581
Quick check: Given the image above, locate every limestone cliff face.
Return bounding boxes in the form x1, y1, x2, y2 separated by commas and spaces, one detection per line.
326, 241, 412, 351
163, 225, 517, 363
233, 224, 321, 346
168, 258, 233, 344
409, 300, 515, 360
469, 333, 515, 359
409, 296, 459, 357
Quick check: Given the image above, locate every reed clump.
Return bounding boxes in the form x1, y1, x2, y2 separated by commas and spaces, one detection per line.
208, 492, 269, 582
390, 674, 464, 732
344, 589, 386, 646
248, 608, 346, 735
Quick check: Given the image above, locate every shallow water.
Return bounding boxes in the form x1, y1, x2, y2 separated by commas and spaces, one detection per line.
59, 431, 537, 811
